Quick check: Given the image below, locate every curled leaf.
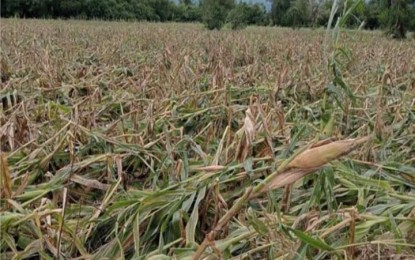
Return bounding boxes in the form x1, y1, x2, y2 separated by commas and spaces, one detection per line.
287, 136, 371, 170
254, 136, 371, 196
0, 153, 12, 199
236, 107, 256, 162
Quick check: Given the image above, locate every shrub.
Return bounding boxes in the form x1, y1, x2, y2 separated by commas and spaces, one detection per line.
201, 0, 235, 30
227, 3, 267, 30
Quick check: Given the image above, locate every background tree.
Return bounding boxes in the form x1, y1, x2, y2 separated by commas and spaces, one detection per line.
1, 0, 414, 36
244, 3, 267, 25
180, 0, 192, 5
363, 0, 383, 29
285, 0, 312, 28
270, 0, 291, 26
200, 0, 235, 30
226, 3, 267, 29
0, 0, 194, 21
379, 0, 415, 38
175, 0, 201, 22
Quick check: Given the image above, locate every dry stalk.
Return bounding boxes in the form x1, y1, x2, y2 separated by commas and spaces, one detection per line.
194, 136, 371, 258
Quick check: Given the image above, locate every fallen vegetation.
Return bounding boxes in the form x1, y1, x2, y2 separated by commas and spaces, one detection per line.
1, 19, 415, 259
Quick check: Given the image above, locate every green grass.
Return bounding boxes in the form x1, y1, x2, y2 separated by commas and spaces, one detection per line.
1, 19, 415, 259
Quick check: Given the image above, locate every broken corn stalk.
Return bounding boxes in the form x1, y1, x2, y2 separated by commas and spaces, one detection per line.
286, 136, 371, 170
253, 136, 371, 196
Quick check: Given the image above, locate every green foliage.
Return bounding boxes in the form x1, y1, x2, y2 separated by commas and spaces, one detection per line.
1, 19, 415, 259
175, 3, 201, 22
227, 6, 249, 30
316, 0, 335, 27
314, 0, 364, 28
58, 0, 86, 18
379, 0, 415, 38
1, 0, 414, 37
268, 0, 415, 33
226, 3, 267, 29
363, 0, 383, 29
285, 0, 311, 28
0, 0, 201, 22
343, 0, 365, 28
270, 0, 291, 26
1, 0, 56, 18
201, 0, 235, 30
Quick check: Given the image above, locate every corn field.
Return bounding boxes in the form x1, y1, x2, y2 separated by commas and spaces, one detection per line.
1, 19, 415, 259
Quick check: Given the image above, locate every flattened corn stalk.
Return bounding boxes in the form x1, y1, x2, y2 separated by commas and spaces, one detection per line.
193, 136, 371, 259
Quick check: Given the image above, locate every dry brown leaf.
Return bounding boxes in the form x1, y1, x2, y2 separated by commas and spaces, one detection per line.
256, 168, 315, 195
7, 121, 15, 151
14, 172, 29, 197
0, 153, 12, 199
175, 159, 183, 179
70, 174, 110, 191
244, 107, 256, 143
287, 136, 371, 170
255, 136, 371, 196
194, 165, 226, 172
236, 107, 256, 162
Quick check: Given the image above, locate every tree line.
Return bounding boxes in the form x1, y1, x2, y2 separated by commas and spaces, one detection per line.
0, 0, 201, 22
1, 0, 414, 38
269, 0, 415, 38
